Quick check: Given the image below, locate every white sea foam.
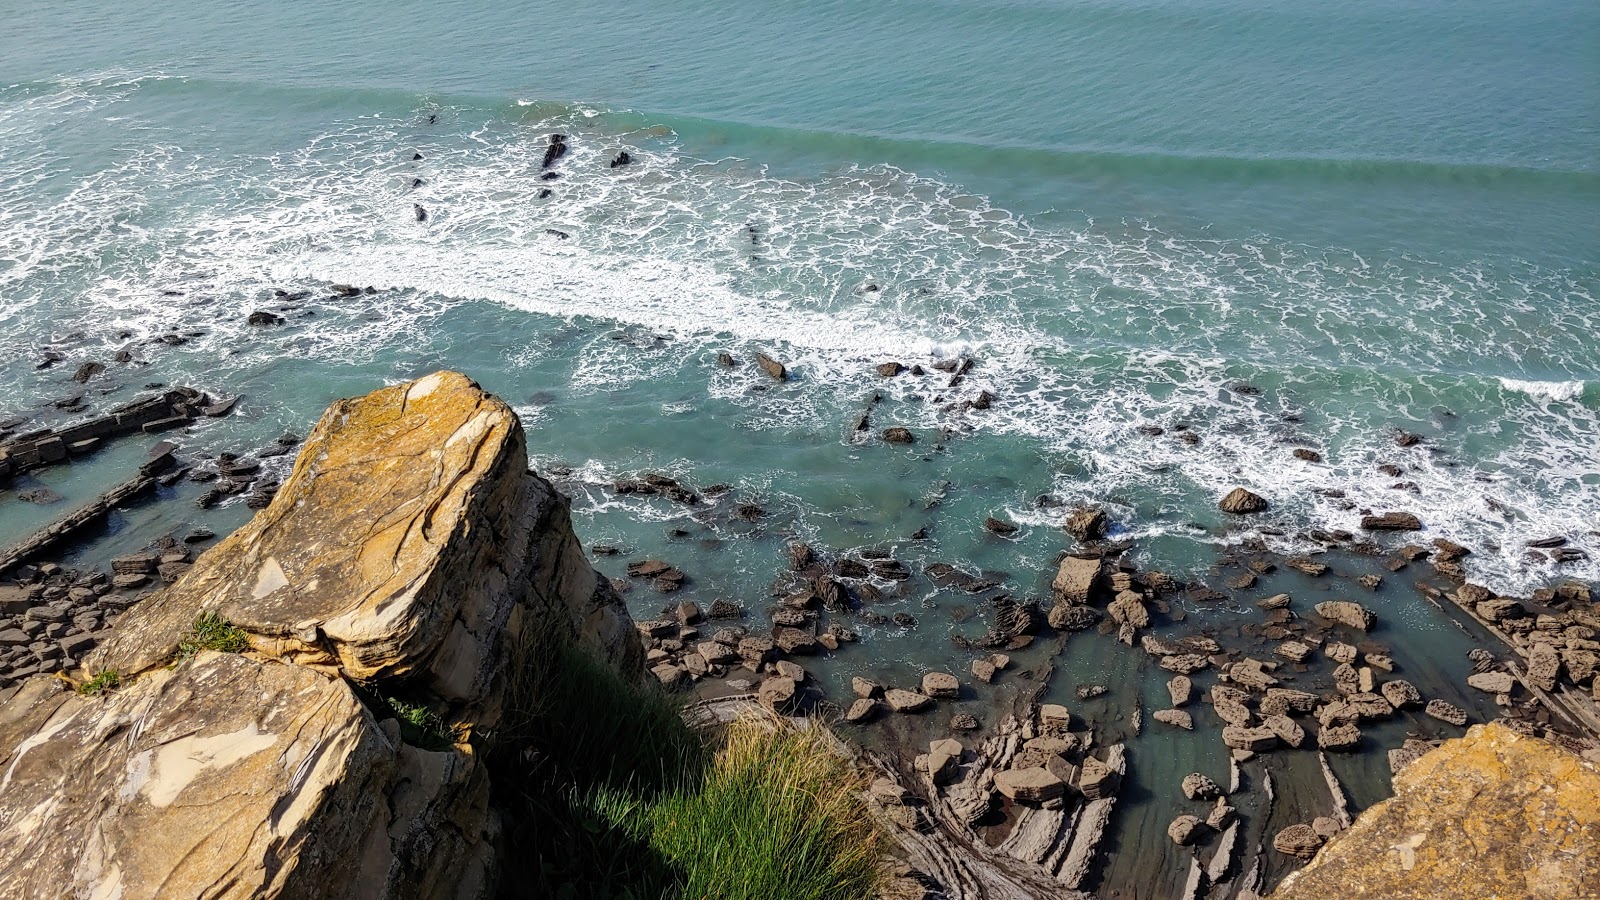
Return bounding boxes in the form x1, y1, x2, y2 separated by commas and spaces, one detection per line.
1, 76, 1596, 595
1498, 377, 1586, 403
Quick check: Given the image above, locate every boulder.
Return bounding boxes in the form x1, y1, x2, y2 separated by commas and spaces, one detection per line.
1182, 772, 1222, 801
1063, 507, 1108, 541
1077, 756, 1120, 799
1318, 723, 1362, 751
1273, 823, 1324, 859
995, 767, 1065, 804
1272, 724, 1600, 899
1107, 591, 1150, 629
844, 698, 879, 724
921, 671, 960, 699
1380, 679, 1422, 709
1315, 600, 1376, 632
1361, 511, 1422, 531
885, 688, 933, 713
1466, 671, 1515, 694
852, 676, 884, 698
1424, 699, 1469, 726
971, 657, 997, 683
1169, 815, 1204, 846
1047, 602, 1100, 631
1525, 642, 1561, 692
1219, 487, 1269, 514
1223, 726, 1280, 752
1153, 709, 1193, 730
1052, 555, 1103, 604
754, 352, 788, 381
758, 676, 799, 710
881, 427, 915, 444
1168, 674, 1193, 706
1263, 714, 1306, 748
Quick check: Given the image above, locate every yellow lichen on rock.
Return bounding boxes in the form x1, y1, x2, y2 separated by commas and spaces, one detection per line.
1271, 722, 1600, 899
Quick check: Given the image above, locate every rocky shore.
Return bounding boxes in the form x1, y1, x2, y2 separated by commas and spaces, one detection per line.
0, 369, 1596, 899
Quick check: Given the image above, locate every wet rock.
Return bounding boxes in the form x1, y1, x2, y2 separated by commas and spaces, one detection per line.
983, 516, 1018, 536
1052, 555, 1102, 604
754, 352, 788, 381
1219, 487, 1269, 514
759, 676, 799, 710
609, 150, 632, 168
1161, 653, 1211, 675
971, 657, 997, 683
1318, 723, 1362, 751
1315, 600, 1376, 631
1525, 643, 1561, 692
1394, 429, 1425, 447
71, 362, 105, 383
845, 698, 879, 724
876, 689, 930, 715
922, 671, 960, 699
1264, 714, 1307, 748
1223, 726, 1279, 752
1064, 506, 1108, 542
1169, 815, 1204, 846
881, 427, 914, 444
996, 767, 1065, 804
1276, 640, 1313, 663
892, 612, 917, 627
1168, 675, 1193, 707
1293, 448, 1323, 462
1257, 593, 1292, 610
247, 311, 284, 327
773, 627, 818, 655
1286, 557, 1329, 576
707, 599, 743, 619
17, 488, 63, 505
1381, 679, 1422, 709
875, 362, 905, 377
1226, 657, 1278, 690
1107, 591, 1150, 629
1466, 671, 1515, 694
1047, 602, 1100, 632
1154, 709, 1193, 730
1273, 823, 1325, 859
1182, 772, 1222, 801
950, 713, 980, 731
1361, 511, 1422, 531
1077, 756, 1120, 799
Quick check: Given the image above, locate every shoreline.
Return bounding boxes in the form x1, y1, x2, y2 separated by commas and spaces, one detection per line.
3, 374, 1595, 898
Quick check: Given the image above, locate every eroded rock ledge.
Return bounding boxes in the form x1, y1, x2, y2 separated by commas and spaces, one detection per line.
0, 372, 641, 900
1269, 722, 1600, 899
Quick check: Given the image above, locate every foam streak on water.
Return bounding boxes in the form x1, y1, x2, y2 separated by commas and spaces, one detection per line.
1, 75, 1596, 595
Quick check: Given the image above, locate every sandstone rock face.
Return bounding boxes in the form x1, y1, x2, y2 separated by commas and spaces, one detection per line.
1052, 555, 1102, 604
90, 371, 641, 719
1219, 487, 1269, 514
1271, 724, 1600, 899
0, 373, 642, 900
995, 766, 1065, 803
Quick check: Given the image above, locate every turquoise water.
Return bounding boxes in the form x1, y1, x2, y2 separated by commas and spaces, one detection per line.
2, 1, 1597, 895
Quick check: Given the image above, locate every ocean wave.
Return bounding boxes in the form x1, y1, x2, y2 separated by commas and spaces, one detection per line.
1498, 377, 1587, 403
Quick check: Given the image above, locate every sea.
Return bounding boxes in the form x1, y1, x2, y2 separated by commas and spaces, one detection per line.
1, 1, 1596, 896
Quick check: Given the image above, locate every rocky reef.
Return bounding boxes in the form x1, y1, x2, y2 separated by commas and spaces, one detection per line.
0, 371, 639, 899
1270, 722, 1600, 899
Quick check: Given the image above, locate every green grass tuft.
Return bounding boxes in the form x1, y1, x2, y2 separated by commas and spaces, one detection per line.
78, 670, 121, 696
382, 695, 455, 750
175, 611, 252, 662
490, 619, 883, 900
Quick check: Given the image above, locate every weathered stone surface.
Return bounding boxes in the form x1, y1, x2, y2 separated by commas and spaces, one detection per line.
885, 688, 933, 713
1219, 487, 1269, 514
0, 652, 492, 900
1273, 823, 1324, 859
1107, 591, 1149, 629
1418, 700, 1465, 728
1466, 671, 1514, 694
1046, 602, 1099, 631
995, 766, 1065, 803
1318, 723, 1362, 751
0, 373, 648, 900
1169, 814, 1204, 846
1315, 600, 1376, 631
1052, 555, 1102, 603
1380, 679, 1422, 709
1077, 755, 1120, 799
921, 670, 960, 699
1182, 772, 1222, 801
89, 372, 642, 711
1360, 511, 1422, 531
1153, 708, 1193, 730
844, 698, 879, 724
1223, 725, 1280, 752
1263, 714, 1307, 748
1168, 674, 1193, 706
1271, 724, 1600, 899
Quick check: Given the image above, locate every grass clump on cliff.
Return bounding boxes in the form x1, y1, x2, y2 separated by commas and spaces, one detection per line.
174, 612, 251, 661
77, 670, 121, 696
621, 714, 883, 900
491, 625, 883, 900
381, 695, 456, 751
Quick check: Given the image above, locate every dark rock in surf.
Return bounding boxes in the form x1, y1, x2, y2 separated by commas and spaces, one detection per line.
882, 427, 914, 445
609, 151, 632, 168
1362, 511, 1422, 531
71, 362, 105, 383
1219, 487, 1269, 514
247, 311, 284, 327
541, 134, 568, 169
413, 204, 428, 222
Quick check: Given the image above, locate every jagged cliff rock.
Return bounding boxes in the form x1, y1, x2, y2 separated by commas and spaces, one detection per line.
1270, 722, 1600, 899
0, 372, 642, 900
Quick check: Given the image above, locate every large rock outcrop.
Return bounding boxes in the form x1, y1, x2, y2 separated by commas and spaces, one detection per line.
0, 372, 642, 900
1270, 723, 1600, 899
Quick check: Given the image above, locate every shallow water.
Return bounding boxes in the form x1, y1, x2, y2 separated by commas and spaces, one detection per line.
2, 1, 1597, 896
